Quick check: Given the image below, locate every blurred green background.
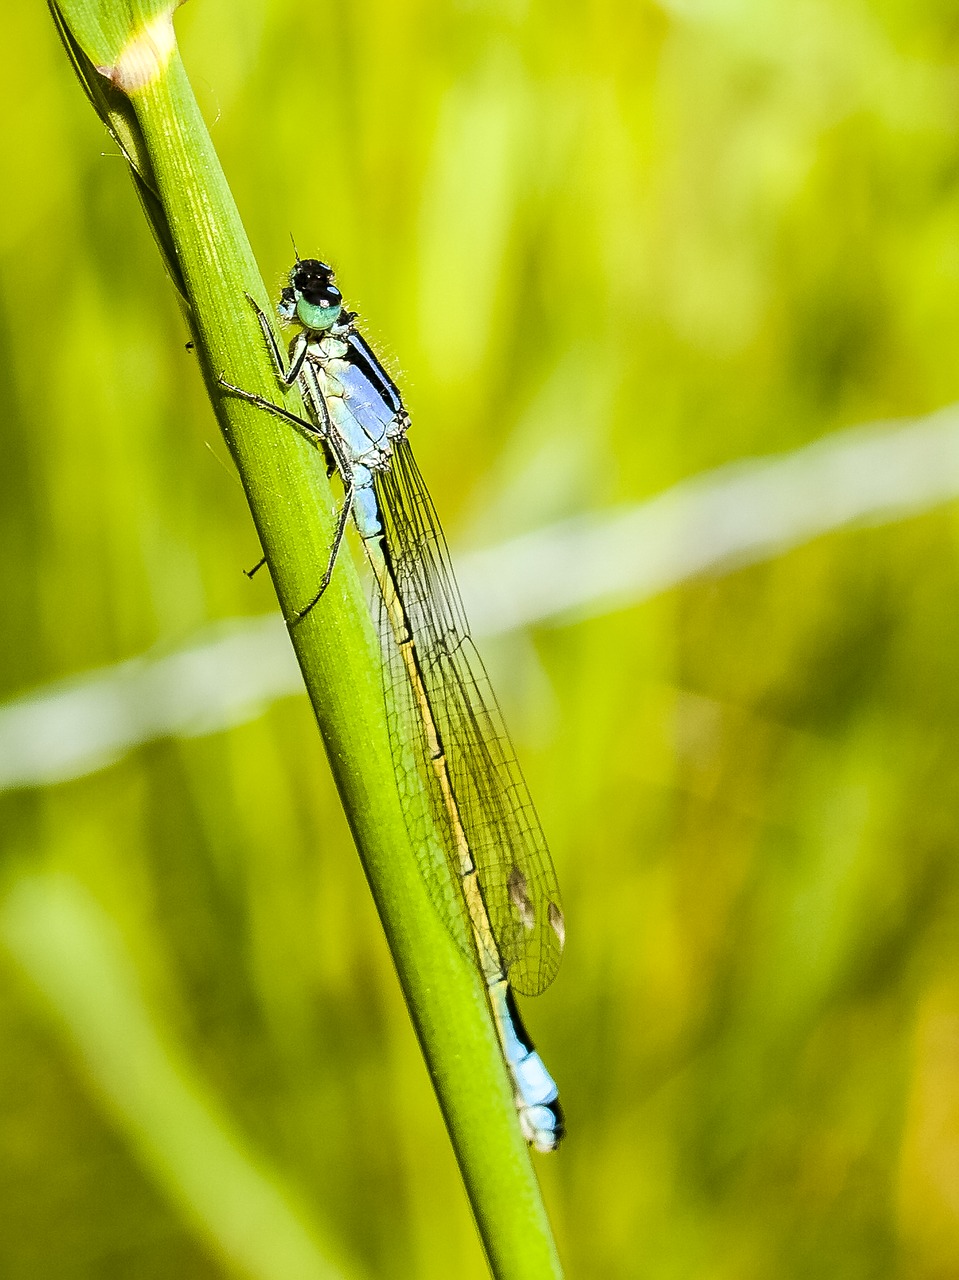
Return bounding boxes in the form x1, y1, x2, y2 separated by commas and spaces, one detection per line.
4, 0, 959, 1276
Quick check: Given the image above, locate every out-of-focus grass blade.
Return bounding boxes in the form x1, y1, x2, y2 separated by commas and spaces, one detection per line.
0, 872, 356, 1280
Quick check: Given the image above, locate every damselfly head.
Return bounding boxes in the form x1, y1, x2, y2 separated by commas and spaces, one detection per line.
278, 258, 343, 331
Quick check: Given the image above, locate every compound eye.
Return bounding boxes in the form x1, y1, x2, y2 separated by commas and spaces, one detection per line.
296, 285, 342, 331
277, 286, 296, 323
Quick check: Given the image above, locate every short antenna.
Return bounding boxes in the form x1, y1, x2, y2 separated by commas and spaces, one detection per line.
290, 232, 301, 265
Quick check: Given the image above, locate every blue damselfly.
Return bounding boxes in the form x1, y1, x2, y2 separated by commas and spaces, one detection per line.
221, 259, 565, 1151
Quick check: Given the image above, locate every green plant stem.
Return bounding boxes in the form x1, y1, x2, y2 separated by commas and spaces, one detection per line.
49, 3, 563, 1276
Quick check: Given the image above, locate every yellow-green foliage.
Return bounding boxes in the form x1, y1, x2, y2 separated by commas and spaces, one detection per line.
3, 1, 959, 1276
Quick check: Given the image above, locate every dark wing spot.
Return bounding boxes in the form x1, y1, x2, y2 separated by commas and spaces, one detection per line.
508, 866, 536, 931
547, 902, 566, 950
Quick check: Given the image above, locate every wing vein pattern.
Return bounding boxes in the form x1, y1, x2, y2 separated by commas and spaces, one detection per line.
374, 439, 562, 997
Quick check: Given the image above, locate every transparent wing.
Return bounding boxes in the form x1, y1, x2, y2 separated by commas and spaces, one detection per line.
376, 583, 474, 963
374, 440, 564, 997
